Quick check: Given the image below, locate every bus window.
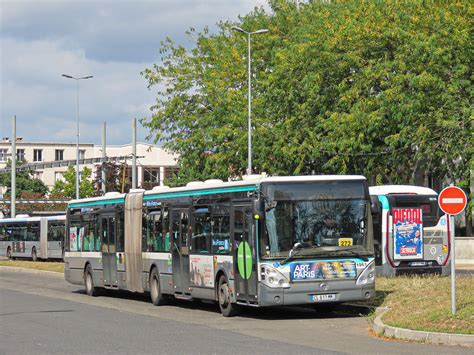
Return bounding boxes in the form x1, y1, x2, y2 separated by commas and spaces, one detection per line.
68, 214, 83, 252
48, 222, 65, 242
13, 224, 26, 241
94, 217, 101, 252
144, 208, 166, 252
28, 222, 40, 242
0, 225, 8, 241
117, 210, 125, 252
192, 206, 211, 254
211, 205, 230, 255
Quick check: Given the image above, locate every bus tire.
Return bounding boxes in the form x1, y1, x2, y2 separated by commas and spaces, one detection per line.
217, 275, 241, 317
31, 247, 37, 262
84, 265, 98, 297
6, 247, 12, 260
150, 268, 168, 306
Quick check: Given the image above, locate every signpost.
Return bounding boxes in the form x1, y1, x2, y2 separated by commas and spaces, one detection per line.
438, 186, 467, 315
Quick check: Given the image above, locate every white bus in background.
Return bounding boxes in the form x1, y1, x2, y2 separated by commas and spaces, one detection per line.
0, 215, 66, 261
369, 185, 452, 276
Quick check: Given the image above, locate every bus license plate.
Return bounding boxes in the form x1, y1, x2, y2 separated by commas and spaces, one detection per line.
338, 238, 353, 247
311, 294, 336, 302
410, 261, 427, 266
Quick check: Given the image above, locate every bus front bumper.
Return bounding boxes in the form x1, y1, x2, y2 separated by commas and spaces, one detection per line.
257, 280, 375, 307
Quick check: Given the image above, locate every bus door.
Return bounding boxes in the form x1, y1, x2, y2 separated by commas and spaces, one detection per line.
101, 214, 118, 287
171, 208, 190, 295
233, 204, 258, 304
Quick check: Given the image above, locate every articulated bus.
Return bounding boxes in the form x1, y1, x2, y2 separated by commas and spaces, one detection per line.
65, 175, 375, 316
0, 215, 66, 260
369, 185, 451, 276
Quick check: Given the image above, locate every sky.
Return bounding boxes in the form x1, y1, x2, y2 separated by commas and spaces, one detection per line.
0, 0, 268, 145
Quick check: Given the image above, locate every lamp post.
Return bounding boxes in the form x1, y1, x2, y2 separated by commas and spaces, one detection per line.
62, 74, 93, 199
231, 26, 268, 176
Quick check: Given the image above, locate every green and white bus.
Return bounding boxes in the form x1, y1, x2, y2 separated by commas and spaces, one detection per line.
65, 175, 375, 316
0, 215, 66, 260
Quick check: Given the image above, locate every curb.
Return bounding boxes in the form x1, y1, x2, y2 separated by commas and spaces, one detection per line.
0, 266, 64, 279
372, 306, 474, 348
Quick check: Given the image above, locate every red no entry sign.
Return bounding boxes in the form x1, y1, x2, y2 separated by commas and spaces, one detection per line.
438, 186, 467, 215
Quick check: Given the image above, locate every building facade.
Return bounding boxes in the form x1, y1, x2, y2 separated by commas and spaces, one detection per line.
0, 138, 178, 195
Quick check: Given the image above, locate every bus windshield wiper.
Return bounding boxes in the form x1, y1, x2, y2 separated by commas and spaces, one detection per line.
326, 249, 371, 261
281, 243, 305, 265
281, 244, 322, 265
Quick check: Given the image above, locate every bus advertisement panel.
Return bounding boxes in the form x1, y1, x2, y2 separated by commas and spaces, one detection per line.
393, 208, 423, 260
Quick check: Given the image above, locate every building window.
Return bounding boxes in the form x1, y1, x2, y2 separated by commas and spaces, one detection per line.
33, 171, 43, 180
144, 168, 160, 183
55, 172, 64, 182
33, 149, 43, 162
0, 149, 7, 162
55, 149, 64, 161
79, 150, 85, 160
16, 149, 25, 161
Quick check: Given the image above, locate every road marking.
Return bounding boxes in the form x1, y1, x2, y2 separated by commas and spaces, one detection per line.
442, 198, 464, 204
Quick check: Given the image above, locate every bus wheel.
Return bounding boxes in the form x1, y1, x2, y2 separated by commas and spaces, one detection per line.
150, 268, 168, 306
31, 247, 37, 262
84, 265, 97, 297
6, 247, 12, 260
217, 275, 241, 317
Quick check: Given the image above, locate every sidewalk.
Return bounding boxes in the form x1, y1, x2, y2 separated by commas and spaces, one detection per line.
372, 307, 474, 348
456, 263, 474, 270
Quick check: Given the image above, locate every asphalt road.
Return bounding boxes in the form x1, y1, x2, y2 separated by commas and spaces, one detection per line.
0, 269, 471, 355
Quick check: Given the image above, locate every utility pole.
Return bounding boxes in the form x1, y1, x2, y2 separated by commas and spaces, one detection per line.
231, 26, 269, 175
11, 116, 16, 218
102, 122, 106, 194
132, 118, 137, 189
62, 74, 93, 199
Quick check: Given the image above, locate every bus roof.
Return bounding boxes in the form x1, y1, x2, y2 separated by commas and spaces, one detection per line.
143, 175, 367, 198
45, 215, 66, 221
69, 192, 127, 206
0, 216, 42, 223
68, 175, 367, 207
369, 185, 437, 196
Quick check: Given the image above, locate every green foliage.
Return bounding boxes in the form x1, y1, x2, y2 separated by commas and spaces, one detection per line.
142, 0, 472, 190
94, 162, 124, 194
0, 160, 48, 197
51, 166, 96, 199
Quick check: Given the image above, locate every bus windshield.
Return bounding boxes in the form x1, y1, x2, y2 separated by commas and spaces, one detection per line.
261, 181, 373, 260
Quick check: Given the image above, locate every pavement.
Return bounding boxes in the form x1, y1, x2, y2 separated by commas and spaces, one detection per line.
372, 307, 474, 348
1, 267, 472, 354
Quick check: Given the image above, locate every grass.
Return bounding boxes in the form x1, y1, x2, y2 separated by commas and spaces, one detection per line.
0, 259, 64, 273
367, 275, 474, 335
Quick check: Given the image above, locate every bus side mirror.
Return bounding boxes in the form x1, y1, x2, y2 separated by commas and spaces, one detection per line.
370, 197, 380, 216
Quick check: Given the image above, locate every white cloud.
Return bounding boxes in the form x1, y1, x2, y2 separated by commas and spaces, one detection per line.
1, 37, 155, 144
0, 0, 269, 145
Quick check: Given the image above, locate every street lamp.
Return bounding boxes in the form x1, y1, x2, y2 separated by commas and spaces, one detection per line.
232, 26, 269, 176
62, 74, 93, 199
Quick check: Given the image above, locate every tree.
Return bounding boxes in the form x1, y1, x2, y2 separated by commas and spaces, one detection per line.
0, 159, 48, 197
142, 0, 471, 190
94, 162, 121, 194
51, 166, 96, 199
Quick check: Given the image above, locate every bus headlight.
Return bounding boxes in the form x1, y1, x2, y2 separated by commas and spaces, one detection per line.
260, 264, 290, 288
356, 260, 375, 286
